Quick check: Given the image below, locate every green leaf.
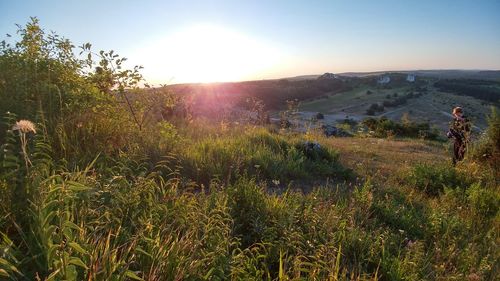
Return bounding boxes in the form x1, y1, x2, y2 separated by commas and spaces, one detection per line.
67, 181, 91, 192
125, 270, 144, 281
64, 221, 81, 231
135, 247, 152, 259
69, 257, 88, 269
66, 265, 78, 281
63, 226, 74, 241
47, 245, 58, 264
68, 242, 88, 255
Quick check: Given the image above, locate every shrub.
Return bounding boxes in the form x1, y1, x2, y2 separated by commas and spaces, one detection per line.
405, 163, 465, 196
467, 182, 500, 220
471, 107, 500, 169
366, 103, 384, 115
361, 117, 439, 140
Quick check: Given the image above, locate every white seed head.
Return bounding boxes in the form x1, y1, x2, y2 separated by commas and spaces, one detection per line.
12, 120, 36, 134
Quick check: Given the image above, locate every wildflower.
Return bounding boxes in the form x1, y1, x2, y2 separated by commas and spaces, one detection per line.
12, 120, 36, 134
12, 119, 36, 169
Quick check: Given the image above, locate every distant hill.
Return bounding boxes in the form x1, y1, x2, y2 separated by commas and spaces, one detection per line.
284, 70, 500, 81
166, 76, 352, 117
285, 74, 322, 81
474, 70, 500, 80
164, 70, 499, 120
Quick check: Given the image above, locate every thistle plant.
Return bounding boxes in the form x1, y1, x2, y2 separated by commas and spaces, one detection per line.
12, 119, 36, 169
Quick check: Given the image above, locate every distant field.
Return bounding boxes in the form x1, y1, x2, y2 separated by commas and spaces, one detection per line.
298, 81, 493, 131
300, 86, 412, 113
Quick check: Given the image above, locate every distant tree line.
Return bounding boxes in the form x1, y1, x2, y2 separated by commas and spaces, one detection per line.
434, 79, 500, 104
168, 78, 353, 112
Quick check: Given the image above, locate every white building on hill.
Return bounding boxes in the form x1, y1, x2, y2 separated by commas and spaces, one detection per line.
377, 76, 390, 84
406, 74, 416, 82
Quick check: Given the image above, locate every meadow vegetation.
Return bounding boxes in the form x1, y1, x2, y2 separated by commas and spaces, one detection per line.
1, 19, 499, 281
360, 116, 440, 140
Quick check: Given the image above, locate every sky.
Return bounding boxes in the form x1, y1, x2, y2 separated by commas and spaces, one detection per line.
1, 0, 500, 84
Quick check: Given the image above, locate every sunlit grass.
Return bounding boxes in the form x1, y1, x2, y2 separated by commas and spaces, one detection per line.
1, 19, 499, 281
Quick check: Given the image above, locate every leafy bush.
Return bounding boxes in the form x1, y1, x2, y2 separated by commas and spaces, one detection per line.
467, 182, 500, 220
405, 163, 465, 196
471, 107, 500, 171
0, 18, 97, 140
361, 117, 439, 140
366, 103, 384, 115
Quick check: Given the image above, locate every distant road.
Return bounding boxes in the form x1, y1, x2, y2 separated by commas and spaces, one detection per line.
379, 105, 409, 117
328, 102, 368, 113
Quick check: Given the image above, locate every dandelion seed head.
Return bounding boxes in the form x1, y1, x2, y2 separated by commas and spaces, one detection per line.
12, 120, 36, 134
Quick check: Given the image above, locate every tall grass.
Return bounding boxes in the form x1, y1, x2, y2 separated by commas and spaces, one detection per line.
179, 127, 348, 185
1, 117, 499, 280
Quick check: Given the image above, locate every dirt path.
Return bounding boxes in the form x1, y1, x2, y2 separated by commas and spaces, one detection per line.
379, 105, 409, 117
328, 102, 368, 113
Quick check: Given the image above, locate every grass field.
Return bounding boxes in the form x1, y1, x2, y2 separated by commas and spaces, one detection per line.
3, 123, 499, 280
298, 82, 492, 131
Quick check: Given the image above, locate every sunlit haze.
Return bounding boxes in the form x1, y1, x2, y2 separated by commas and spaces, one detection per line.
2, 0, 500, 84
130, 24, 287, 83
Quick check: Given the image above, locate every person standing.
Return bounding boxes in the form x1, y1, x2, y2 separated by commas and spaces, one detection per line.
447, 107, 471, 165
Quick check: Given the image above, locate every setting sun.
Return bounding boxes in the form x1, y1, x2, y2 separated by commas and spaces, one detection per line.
132, 24, 285, 83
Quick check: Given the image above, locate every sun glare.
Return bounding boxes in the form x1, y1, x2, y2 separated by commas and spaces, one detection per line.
133, 24, 284, 84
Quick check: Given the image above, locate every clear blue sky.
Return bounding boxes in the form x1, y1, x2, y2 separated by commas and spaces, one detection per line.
2, 0, 500, 83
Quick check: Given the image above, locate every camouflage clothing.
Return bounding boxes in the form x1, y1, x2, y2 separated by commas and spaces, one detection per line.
447, 116, 471, 165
